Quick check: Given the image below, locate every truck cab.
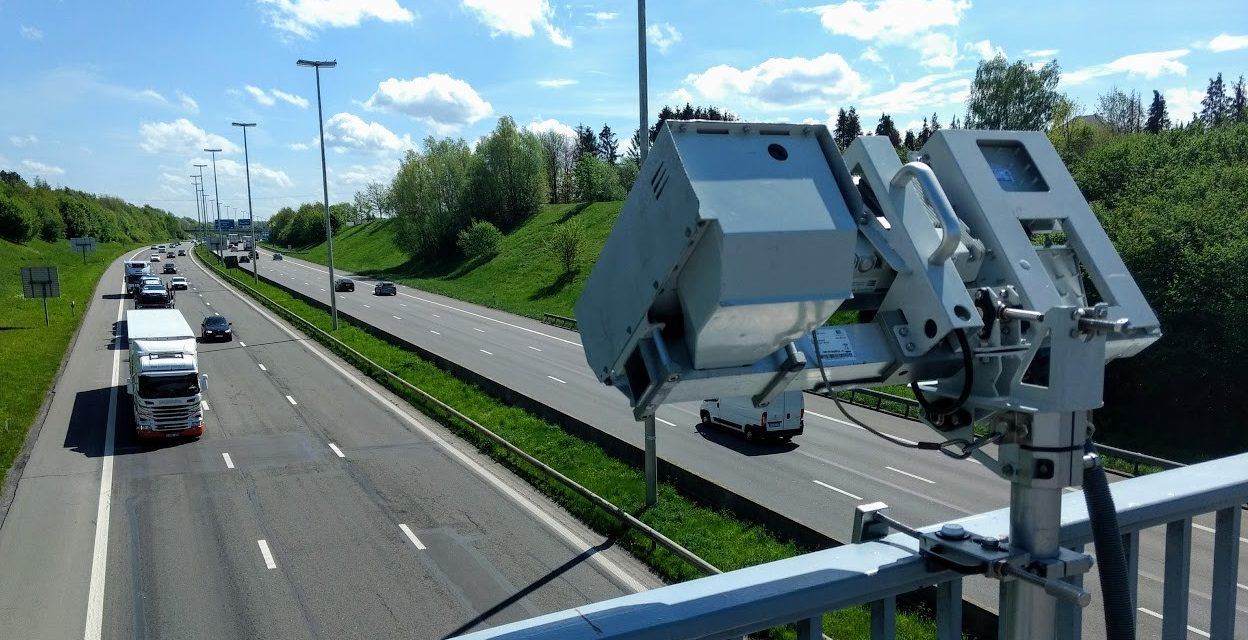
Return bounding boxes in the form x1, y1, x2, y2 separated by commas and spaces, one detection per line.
124, 261, 152, 297
127, 309, 203, 439
700, 390, 805, 442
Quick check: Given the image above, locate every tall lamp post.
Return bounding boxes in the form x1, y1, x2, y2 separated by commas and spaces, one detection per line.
194, 164, 208, 241
204, 148, 223, 263
232, 121, 259, 283
297, 58, 340, 330
190, 175, 203, 239
637, 0, 650, 164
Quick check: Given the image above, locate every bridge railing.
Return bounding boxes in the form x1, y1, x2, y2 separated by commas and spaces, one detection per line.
455, 452, 1248, 640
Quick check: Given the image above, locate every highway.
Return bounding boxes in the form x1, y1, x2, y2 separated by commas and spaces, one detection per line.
0, 248, 657, 639
244, 244, 1248, 639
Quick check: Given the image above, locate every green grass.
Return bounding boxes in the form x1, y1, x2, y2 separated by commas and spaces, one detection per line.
196, 245, 940, 640
264, 202, 623, 320
0, 239, 140, 487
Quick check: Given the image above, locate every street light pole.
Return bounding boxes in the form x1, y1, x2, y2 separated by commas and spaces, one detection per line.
637, 0, 650, 164
204, 148, 223, 263
190, 176, 202, 238
194, 164, 208, 241
297, 58, 340, 330
232, 122, 259, 283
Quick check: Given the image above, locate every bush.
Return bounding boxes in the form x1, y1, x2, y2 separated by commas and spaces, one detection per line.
0, 192, 37, 242
456, 220, 503, 259
545, 219, 585, 273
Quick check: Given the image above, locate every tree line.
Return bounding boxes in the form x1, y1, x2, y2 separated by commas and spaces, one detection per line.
0, 171, 183, 244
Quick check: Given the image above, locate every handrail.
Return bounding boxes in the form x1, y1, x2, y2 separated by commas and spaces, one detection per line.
193, 248, 719, 577
890, 162, 961, 265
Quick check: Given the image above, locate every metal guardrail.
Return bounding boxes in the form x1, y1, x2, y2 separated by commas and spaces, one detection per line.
193, 249, 719, 577
542, 313, 578, 331
455, 451, 1248, 640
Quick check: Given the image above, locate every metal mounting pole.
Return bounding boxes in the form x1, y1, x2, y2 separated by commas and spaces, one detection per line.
637, 0, 649, 163
644, 413, 657, 505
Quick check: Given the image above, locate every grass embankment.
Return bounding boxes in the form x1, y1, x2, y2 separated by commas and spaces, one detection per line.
195, 245, 937, 640
263, 202, 622, 320
0, 240, 138, 486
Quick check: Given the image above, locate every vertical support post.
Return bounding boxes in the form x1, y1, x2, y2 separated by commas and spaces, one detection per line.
1161, 518, 1192, 640
1055, 544, 1084, 640
636, 0, 648, 163
999, 483, 1062, 640
42, 290, 49, 326
935, 580, 962, 640
1209, 507, 1240, 640
1121, 529, 1140, 610
795, 614, 822, 640
870, 596, 896, 639
644, 413, 657, 506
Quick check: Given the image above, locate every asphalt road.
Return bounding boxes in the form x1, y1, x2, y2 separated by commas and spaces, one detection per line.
243, 245, 1247, 639
0, 247, 657, 640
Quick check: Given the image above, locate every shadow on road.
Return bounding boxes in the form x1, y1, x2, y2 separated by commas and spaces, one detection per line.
101, 293, 128, 300
108, 321, 128, 351
65, 386, 194, 457
693, 421, 799, 456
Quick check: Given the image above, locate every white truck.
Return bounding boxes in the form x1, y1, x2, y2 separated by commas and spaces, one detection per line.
700, 390, 805, 442
126, 309, 204, 439
123, 260, 152, 297
242, 235, 255, 251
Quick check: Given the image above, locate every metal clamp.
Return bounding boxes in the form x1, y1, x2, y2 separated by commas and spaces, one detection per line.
889, 162, 962, 265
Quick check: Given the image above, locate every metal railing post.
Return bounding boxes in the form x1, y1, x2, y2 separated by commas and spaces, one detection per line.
870, 596, 896, 639
935, 580, 962, 640
1162, 518, 1192, 640
1210, 507, 1241, 639
795, 615, 823, 640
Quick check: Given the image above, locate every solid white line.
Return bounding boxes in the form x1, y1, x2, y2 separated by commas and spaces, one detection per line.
1136, 607, 1210, 637
239, 341, 246, 347
257, 540, 277, 569
328, 443, 345, 458
1192, 522, 1248, 544
202, 400, 210, 411
547, 375, 566, 384
286, 395, 297, 405
399, 524, 427, 550
84, 285, 126, 640
480, 349, 493, 355
222, 453, 235, 469
885, 466, 936, 484
473, 327, 485, 333
527, 345, 542, 351
429, 330, 440, 335
193, 254, 648, 593
393, 315, 402, 320
656, 417, 676, 426
813, 480, 862, 500
805, 409, 864, 431
1238, 583, 1248, 592
258, 364, 267, 371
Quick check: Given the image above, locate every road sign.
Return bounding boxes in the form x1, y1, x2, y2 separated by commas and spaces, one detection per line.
237, 218, 251, 228
215, 219, 236, 230
21, 266, 60, 326
69, 236, 96, 263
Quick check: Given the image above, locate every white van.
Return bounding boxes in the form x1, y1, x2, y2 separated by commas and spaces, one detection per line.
700, 390, 805, 442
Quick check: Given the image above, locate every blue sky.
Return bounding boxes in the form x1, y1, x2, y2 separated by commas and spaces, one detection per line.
1, 0, 1245, 223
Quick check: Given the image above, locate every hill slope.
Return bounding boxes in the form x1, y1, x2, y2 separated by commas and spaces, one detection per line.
266, 202, 623, 319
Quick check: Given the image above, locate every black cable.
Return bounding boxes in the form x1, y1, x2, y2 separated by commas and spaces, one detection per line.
911, 328, 974, 416
1083, 440, 1136, 640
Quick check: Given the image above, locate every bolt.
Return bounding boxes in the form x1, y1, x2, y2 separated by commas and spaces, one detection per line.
899, 326, 910, 337
905, 342, 916, 351
938, 523, 970, 540
1001, 464, 1015, 477
1002, 327, 1010, 335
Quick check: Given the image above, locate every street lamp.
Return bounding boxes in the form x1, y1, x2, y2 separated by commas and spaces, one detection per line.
204, 148, 223, 263
637, 0, 650, 164
190, 175, 202, 238
297, 58, 340, 330
232, 121, 259, 283
194, 164, 208, 241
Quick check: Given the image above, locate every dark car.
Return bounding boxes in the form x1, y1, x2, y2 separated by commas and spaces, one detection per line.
374, 281, 397, 296
200, 314, 232, 342
239, 254, 251, 263
272, 253, 284, 261
166, 251, 176, 258
177, 249, 186, 256
335, 278, 355, 292
163, 262, 177, 274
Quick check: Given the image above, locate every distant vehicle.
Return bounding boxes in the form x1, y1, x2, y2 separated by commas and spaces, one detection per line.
177, 249, 186, 256
149, 254, 161, 262
150, 245, 158, 250
248, 249, 259, 258
163, 262, 177, 274
239, 254, 250, 263
335, 278, 355, 292
135, 283, 174, 309
169, 276, 188, 290
374, 281, 397, 296
127, 309, 202, 439
200, 314, 232, 342
272, 253, 283, 261
224, 255, 239, 268
124, 260, 152, 296
166, 251, 176, 258
700, 390, 805, 442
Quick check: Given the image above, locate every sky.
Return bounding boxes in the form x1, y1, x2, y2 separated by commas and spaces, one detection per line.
1, 0, 1245, 223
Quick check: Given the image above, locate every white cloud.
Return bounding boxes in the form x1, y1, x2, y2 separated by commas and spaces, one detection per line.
136, 89, 169, 105
177, 91, 200, 114
915, 32, 958, 68
861, 47, 884, 64
324, 112, 415, 154
270, 89, 309, 108
244, 85, 276, 106
855, 72, 969, 115
212, 158, 293, 188
462, 0, 572, 47
139, 119, 240, 155
19, 25, 43, 40
965, 39, 1006, 62
1163, 87, 1205, 121
685, 53, 867, 111
288, 142, 312, 151
21, 160, 64, 176
330, 161, 399, 194
669, 87, 695, 105
804, 0, 970, 67
589, 11, 618, 23
9, 134, 38, 147
524, 118, 576, 139
258, 0, 416, 39
1205, 34, 1248, 52
537, 78, 577, 88
364, 73, 493, 133
1065, 49, 1190, 86
1024, 48, 1060, 59
647, 23, 682, 54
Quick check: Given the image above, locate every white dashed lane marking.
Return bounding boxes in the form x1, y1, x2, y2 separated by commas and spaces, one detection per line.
813, 480, 862, 500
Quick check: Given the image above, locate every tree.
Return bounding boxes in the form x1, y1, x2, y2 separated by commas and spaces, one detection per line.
1096, 86, 1144, 134
468, 117, 547, 228
1200, 72, 1229, 128
916, 118, 931, 147
597, 124, 618, 164
1145, 90, 1171, 133
833, 107, 863, 149
0, 191, 37, 242
546, 219, 585, 274
573, 153, 625, 202
536, 129, 575, 203
902, 130, 917, 150
352, 181, 391, 221
874, 113, 901, 148
456, 220, 503, 259
964, 55, 1062, 130
391, 137, 474, 257
647, 103, 738, 142
330, 202, 357, 226
1231, 75, 1247, 124
574, 125, 597, 159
